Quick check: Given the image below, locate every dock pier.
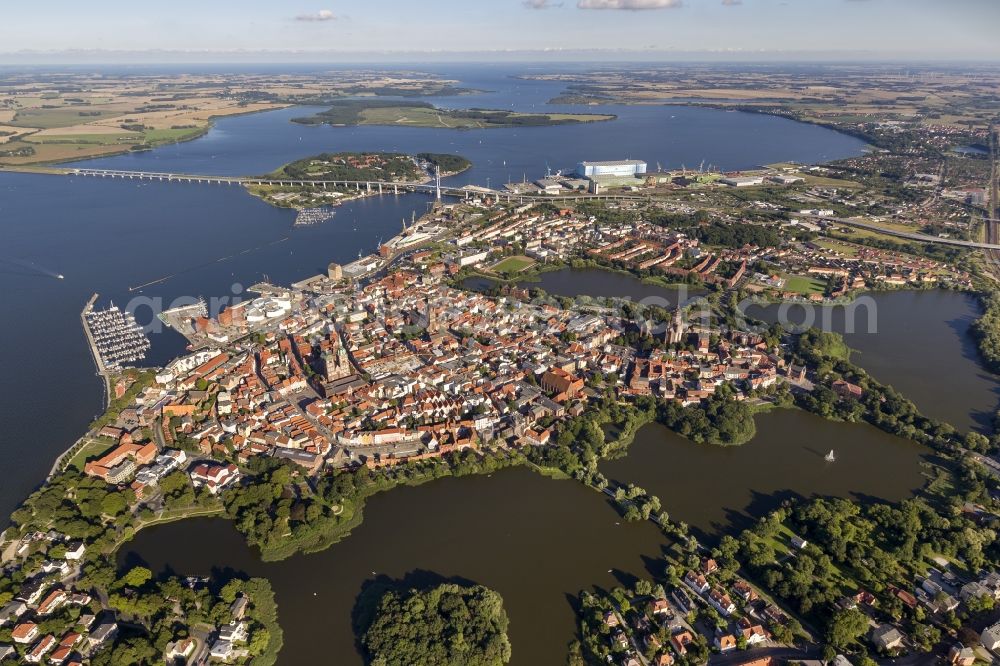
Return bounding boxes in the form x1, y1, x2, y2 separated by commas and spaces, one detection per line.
80, 293, 112, 410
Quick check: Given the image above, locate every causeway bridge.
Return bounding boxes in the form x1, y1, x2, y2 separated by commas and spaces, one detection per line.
66, 167, 468, 197
59, 167, 653, 205
13, 166, 1000, 251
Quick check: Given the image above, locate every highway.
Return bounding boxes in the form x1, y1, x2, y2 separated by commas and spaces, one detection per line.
987, 125, 1000, 276
805, 213, 1000, 250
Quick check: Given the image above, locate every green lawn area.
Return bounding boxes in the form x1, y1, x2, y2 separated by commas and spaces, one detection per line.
798, 173, 864, 189
143, 127, 206, 143
827, 225, 910, 245
813, 238, 862, 258
490, 255, 536, 275
360, 105, 464, 127
782, 274, 827, 295
66, 439, 115, 472
358, 106, 614, 129
761, 523, 796, 559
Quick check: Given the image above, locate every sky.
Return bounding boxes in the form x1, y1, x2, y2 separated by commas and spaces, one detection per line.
1, 0, 998, 62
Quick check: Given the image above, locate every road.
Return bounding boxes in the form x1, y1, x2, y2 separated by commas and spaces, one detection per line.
708, 646, 820, 666
986, 125, 1000, 278
806, 214, 1000, 250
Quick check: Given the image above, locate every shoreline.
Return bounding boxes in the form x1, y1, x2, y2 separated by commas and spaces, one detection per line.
0, 103, 291, 169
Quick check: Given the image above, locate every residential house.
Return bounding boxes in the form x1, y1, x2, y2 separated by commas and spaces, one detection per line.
653, 652, 674, 666
981, 622, 1000, 651
0, 601, 27, 626
24, 635, 56, 664
671, 630, 694, 656
733, 580, 757, 603
36, 589, 68, 615
219, 622, 248, 643
714, 633, 737, 652
948, 643, 976, 666
832, 379, 863, 400
189, 463, 239, 494
683, 570, 710, 595
12, 621, 39, 644
88, 620, 118, 651
648, 598, 671, 617
737, 618, 769, 646
166, 638, 196, 662
708, 588, 736, 616
870, 624, 904, 651
209, 638, 235, 661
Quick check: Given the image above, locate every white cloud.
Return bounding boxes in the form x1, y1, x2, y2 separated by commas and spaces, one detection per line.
721, 0, 742, 5
295, 9, 336, 22
577, 0, 682, 8
524, 0, 563, 7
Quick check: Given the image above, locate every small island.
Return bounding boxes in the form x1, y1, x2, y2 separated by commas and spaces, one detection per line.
291, 99, 615, 129
360, 582, 512, 666
245, 151, 471, 211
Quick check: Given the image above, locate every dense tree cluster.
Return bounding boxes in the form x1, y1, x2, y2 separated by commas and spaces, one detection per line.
226, 450, 525, 560
362, 583, 511, 666
223, 457, 346, 560
734, 487, 999, 653
795, 329, 850, 366
92, 575, 281, 666
694, 221, 781, 249
449, 109, 598, 126
416, 152, 472, 174
277, 152, 423, 182
972, 289, 1000, 374
657, 390, 757, 447
291, 100, 431, 126
8, 472, 135, 550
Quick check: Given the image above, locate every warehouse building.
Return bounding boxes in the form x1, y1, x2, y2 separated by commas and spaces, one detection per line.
576, 160, 647, 179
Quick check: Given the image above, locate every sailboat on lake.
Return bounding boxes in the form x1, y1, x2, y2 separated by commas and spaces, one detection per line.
825, 449, 836, 463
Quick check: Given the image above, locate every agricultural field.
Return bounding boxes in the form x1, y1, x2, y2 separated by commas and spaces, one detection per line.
0, 70, 484, 165
526, 65, 1000, 144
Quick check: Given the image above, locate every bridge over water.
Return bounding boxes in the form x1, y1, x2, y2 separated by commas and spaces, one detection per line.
48, 167, 653, 205
10, 165, 999, 250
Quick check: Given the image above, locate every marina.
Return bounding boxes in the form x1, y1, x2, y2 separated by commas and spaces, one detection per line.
294, 207, 336, 226
82, 299, 151, 371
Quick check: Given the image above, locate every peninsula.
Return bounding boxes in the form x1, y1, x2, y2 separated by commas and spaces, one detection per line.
0, 71, 481, 166
244, 151, 471, 210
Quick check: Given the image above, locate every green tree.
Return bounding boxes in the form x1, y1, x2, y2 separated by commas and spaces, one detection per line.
826, 608, 868, 650
121, 566, 153, 589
